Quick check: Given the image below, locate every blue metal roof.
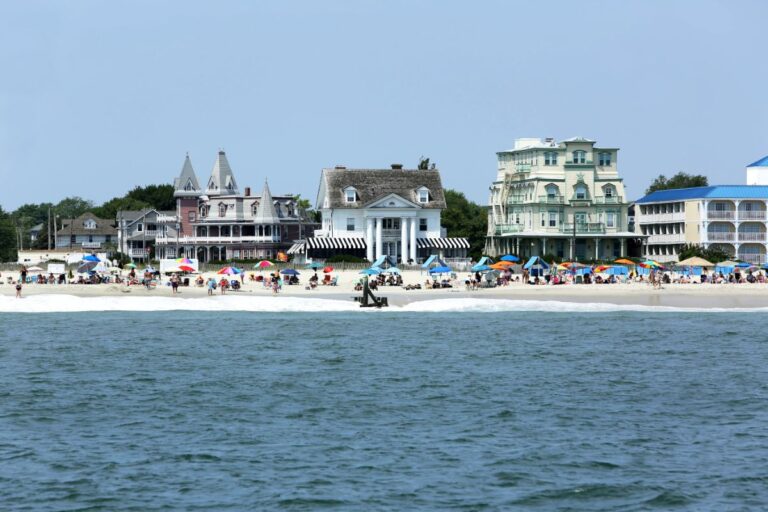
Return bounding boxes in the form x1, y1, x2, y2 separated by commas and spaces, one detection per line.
636, 185, 768, 203
748, 155, 768, 167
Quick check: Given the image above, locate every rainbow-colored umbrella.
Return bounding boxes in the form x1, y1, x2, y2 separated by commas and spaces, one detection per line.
217, 266, 242, 275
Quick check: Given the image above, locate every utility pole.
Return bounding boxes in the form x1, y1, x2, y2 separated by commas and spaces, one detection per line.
47, 207, 52, 250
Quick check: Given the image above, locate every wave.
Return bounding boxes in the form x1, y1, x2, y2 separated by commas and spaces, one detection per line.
2, 294, 768, 314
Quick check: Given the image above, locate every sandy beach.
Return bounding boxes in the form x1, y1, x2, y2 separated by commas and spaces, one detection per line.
2, 269, 768, 309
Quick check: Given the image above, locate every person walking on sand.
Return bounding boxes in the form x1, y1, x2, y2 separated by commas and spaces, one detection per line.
207, 277, 216, 296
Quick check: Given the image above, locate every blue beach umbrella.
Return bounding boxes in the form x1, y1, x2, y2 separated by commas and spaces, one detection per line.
280, 269, 300, 276
500, 255, 519, 262
306, 262, 323, 270
735, 262, 751, 268
472, 265, 492, 272
429, 266, 452, 274
82, 254, 100, 262
359, 268, 382, 276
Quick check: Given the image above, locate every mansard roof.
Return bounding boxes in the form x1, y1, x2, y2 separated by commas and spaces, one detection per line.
321, 168, 446, 209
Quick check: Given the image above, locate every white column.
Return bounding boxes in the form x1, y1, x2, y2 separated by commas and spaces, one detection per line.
366, 218, 374, 262
595, 238, 599, 260
400, 217, 409, 264
375, 217, 383, 259
409, 217, 417, 263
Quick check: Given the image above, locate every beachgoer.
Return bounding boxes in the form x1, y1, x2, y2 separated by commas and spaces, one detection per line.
170, 273, 179, 294
207, 277, 216, 295
20, 266, 27, 284
15, 282, 22, 298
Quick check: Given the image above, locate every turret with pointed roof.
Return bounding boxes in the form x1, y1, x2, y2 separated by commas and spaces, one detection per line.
173, 154, 202, 197
253, 180, 279, 224
206, 150, 239, 196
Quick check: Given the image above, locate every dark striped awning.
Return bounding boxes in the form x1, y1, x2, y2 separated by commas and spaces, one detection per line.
416, 237, 470, 249
305, 237, 367, 250
286, 241, 306, 254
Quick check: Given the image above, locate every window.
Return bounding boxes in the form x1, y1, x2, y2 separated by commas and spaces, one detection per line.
251, 203, 259, 216
575, 185, 587, 200
419, 218, 428, 231
607, 212, 616, 228
188, 211, 195, 223
83, 219, 96, 229
418, 189, 429, 203
549, 212, 557, 227
137, 223, 143, 232
219, 204, 226, 217
147, 224, 156, 232
106, 235, 111, 243
541, 212, 546, 227
598, 152, 611, 166
572, 150, 586, 164
604, 186, 614, 198
70, 235, 76, 244
345, 189, 357, 203
383, 218, 400, 230
200, 205, 208, 218
544, 152, 558, 166
546, 184, 559, 199
346, 218, 355, 231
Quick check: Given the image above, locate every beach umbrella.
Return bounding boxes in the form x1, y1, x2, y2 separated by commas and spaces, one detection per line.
255, 260, 274, 269
323, 266, 334, 273
82, 254, 101, 262
125, 262, 137, 269
594, 265, 610, 273
217, 266, 242, 275
500, 254, 520, 262
429, 265, 452, 274
614, 258, 635, 265
175, 257, 193, 264
359, 268, 382, 275
677, 256, 714, 267
280, 268, 300, 276
306, 262, 324, 269
27, 266, 44, 272
178, 265, 195, 272
735, 262, 752, 268
473, 265, 492, 272
77, 261, 98, 273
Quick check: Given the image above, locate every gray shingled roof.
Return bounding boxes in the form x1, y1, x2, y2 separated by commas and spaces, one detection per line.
323, 168, 446, 209
173, 154, 201, 196
206, 151, 239, 195
56, 213, 117, 236
253, 181, 280, 224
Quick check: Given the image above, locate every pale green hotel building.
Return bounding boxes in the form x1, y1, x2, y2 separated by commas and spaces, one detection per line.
485, 137, 638, 260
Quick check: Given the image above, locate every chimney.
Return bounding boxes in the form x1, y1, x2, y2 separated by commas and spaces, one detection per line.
334, 165, 346, 169
244, 186, 251, 196
391, 163, 403, 170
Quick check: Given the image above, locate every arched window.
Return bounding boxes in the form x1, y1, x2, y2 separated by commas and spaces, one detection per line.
603, 185, 615, 198
344, 187, 358, 203
218, 203, 226, 217
572, 150, 586, 164
545, 184, 559, 199
251, 201, 259, 216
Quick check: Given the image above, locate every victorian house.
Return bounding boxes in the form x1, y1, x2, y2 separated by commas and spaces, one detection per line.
152, 151, 315, 262
55, 213, 118, 252
485, 137, 636, 260
290, 164, 469, 264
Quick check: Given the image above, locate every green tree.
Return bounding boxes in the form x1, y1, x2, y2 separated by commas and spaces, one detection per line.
293, 194, 320, 223
677, 243, 731, 263
441, 189, 487, 261
645, 172, 708, 195
55, 197, 94, 219
0, 206, 18, 262
126, 184, 175, 210
92, 196, 151, 220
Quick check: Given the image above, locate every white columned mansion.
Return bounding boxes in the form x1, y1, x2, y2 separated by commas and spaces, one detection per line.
295, 164, 468, 264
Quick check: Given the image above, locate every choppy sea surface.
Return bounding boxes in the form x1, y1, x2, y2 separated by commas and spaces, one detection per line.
1, 296, 767, 511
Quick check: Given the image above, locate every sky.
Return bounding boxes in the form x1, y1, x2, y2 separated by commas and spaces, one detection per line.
1, 0, 767, 211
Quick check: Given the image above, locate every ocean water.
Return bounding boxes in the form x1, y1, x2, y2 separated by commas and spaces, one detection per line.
1, 297, 767, 511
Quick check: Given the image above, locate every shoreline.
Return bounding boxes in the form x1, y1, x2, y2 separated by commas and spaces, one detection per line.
2, 279, 768, 309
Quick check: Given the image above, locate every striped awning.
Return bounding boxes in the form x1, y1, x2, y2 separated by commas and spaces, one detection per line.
305, 237, 367, 250
286, 241, 306, 254
416, 237, 470, 249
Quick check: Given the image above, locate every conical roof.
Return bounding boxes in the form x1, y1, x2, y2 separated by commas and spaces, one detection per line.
253, 181, 279, 224
173, 154, 201, 197
206, 150, 239, 195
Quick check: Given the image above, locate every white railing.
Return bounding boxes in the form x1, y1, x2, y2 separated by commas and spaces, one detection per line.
638, 212, 685, 223
707, 232, 735, 241
707, 210, 735, 220
81, 242, 102, 249
738, 232, 767, 242
647, 234, 685, 243
128, 248, 150, 257
155, 235, 281, 244
738, 211, 767, 221
738, 253, 765, 265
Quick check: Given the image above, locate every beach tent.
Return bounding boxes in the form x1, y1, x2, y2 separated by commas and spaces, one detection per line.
523, 256, 550, 270
371, 255, 388, 268
421, 255, 447, 269
677, 256, 714, 267
360, 267, 382, 275
474, 256, 493, 267
428, 265, 452, 274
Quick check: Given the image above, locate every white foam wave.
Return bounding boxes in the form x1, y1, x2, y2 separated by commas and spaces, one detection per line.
2, 294, 768, 314
0, 294, 358, 313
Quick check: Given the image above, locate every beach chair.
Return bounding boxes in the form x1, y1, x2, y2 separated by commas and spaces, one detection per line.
322, 274, 332, 285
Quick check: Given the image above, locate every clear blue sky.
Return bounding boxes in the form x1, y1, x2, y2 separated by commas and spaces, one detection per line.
1, 0, 766, 211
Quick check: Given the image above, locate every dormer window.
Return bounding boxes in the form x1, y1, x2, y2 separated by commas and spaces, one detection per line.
417, 187, 430, 204
344, 187, 358, 203
544, 152, 558, 166
218, 203, 226, 217
200, 205, 208, 218
251, 201, 259, 216
83, 219, 97, 230
225, 176, 235, 192
572, 150, 586, 164
575, 184, 588, 200
184, 180, 194, 191
604, 185, 615, 198
598, 152, 611, 166
545, 184, 559, 199
208, 179, 218, 191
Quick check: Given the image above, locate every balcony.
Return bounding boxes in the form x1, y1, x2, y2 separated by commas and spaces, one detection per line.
128, 248, 150, 257
569, 195, 592, 203
707, 210, 735, 220
707, 232, 735, 241
738, 210, 767, 221
495, 224, 524, 235
537, 195, 565, 204
564, 160, 594, 167
638, 212, 685, 223
738, 253, 765, 265
648, 233, 685, 244
738, 232, 767, 242
560, 222, 606, 234
155, 235, 281, 244
593, 195, 624, 204
507, 195, 526, 205
514, 163, 532, 173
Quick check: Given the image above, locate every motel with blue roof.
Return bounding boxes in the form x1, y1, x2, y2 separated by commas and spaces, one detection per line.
635, 156, 768, 264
